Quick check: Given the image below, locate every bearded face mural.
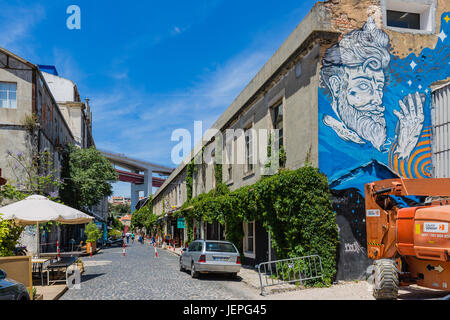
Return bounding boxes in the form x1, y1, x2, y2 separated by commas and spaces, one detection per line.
321, 18, 424, 158
317, 15, 450, 186
320, 14, 449, 281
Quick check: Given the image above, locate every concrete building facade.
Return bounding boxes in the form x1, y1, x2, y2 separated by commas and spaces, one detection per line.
41, 71, 94, 149
0, 48, 75, 189
152, 0, 449, 280
0, 47, 109, 252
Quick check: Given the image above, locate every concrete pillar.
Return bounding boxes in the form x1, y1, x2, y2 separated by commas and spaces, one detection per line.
144, 168, 153, 198
131, 183, 139, 213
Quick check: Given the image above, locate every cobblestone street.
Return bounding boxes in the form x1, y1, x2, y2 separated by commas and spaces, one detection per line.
60, 243, 259, 300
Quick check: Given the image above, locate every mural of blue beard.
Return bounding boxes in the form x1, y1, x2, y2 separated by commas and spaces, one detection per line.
319, 14, 449, 280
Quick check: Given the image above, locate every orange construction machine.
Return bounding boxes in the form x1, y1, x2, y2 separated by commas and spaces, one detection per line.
365, 178, 450, 299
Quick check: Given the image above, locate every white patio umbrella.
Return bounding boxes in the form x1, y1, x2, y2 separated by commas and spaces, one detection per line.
0, 195, 94, 257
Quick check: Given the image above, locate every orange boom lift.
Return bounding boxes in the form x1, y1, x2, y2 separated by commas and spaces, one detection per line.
365, 178, 450, 299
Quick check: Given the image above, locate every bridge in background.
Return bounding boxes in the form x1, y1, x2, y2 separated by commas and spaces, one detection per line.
100, 150, 174, 212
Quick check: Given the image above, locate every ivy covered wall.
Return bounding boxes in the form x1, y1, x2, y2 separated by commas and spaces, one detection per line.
178, 165, 339, 285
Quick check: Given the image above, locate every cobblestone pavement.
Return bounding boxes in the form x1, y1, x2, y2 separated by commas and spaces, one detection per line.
60, 243, 259, 300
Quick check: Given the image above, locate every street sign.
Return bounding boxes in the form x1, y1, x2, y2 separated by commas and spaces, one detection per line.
177, 218, 185, 229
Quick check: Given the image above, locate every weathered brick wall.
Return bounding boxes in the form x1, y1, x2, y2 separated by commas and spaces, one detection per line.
324, 0, 448, 58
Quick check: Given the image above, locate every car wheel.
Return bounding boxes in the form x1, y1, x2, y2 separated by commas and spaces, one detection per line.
180, 258, 185, 272
191, 262, 199, 278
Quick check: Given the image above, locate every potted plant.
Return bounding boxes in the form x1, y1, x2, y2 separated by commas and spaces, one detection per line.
84, 222, 101, 254
76, 258, 85, 274
32, 287, 43, 300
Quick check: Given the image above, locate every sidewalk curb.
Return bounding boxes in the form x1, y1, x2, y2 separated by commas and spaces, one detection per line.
163, 247, 181, 257
79, 248, 102, 257
54, 286, 68, 300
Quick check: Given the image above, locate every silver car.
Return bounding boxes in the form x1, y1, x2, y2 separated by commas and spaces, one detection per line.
180, 240, 241, 278
0, 269, 30, 301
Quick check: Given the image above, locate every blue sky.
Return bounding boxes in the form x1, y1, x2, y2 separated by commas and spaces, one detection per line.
0, 0, 317, 197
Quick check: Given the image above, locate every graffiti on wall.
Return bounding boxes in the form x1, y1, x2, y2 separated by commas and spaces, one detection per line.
319, 14, 449, 189
319, 13, 449, 280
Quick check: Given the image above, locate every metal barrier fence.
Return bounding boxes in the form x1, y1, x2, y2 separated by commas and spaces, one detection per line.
257, 255, 323, 296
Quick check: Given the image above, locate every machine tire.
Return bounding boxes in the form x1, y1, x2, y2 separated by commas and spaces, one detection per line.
373, 259, 399, 300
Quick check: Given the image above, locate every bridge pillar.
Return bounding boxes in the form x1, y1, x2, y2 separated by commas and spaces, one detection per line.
131, 169, 142, 214
143, 168, 153, 199
131, 183, 139, 214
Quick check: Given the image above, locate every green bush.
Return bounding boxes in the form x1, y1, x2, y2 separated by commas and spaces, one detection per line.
0, 213, 25, 257
108, 229, 122, 239
85, 222, 101, 243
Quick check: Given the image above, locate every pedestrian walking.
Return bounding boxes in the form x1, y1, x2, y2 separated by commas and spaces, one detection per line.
131, 233, 135, 244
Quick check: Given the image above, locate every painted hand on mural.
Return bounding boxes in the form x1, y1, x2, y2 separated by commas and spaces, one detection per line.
393, 92, 425, 160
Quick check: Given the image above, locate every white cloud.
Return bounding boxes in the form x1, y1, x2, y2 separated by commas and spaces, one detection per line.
0, 3, 46, 59
141, 49, 270, 123
91, 45, 272, 177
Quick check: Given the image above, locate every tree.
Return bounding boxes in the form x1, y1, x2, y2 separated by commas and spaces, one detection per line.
60, 145, 118, 211
131, 197, 157, 233
107, 214, 123, 230
0, 214, 25, 257
0, 183, 27, 205
109, 203, 131, 217
0, 184, 26, 257
5, 149, 62, 196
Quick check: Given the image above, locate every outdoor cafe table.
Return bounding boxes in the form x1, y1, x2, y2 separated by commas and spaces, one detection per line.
31, 258, 50, 287
40, 252, 81, 259
45, 257, 78, 286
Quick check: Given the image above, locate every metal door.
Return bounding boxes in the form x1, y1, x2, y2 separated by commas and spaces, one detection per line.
432, 83, 450, 177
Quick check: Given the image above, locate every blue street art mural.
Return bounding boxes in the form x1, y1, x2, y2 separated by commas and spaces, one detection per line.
319, 14, 450, 193
318, 14, 449, 280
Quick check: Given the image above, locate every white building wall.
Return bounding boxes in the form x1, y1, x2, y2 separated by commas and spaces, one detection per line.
41, 72, 77, 102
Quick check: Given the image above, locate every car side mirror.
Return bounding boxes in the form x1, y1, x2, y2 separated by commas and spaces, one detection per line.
0, 269, 6, 280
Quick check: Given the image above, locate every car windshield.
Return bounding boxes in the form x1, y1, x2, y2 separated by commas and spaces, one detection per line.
205, 242, 237, 253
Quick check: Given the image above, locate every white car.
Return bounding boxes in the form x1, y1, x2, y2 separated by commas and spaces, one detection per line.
180, 240, 241, 278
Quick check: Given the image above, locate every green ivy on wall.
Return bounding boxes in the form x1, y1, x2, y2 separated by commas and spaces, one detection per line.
180, 165, 338, 286
214, 163, 223, 185
265, 132, 287, 170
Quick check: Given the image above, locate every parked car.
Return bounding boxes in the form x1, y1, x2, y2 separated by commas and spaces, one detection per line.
0, 269, 30, 300
180, 240, 241, 278
106, 236, 124, 247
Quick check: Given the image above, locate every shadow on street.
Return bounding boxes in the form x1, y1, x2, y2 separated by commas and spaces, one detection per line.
180, 270, 243, 282
398, 286, 450, 300
80, 273, 106, 283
